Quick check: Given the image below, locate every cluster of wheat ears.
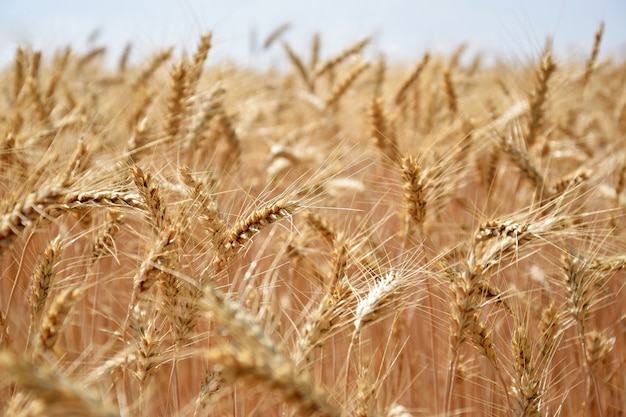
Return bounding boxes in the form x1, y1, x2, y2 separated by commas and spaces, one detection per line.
0, 22, 625, 416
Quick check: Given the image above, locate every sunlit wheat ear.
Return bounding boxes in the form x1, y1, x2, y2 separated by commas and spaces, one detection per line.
183, 85, 225, 150
585, 329, 615, 374
497, 134, 545, 190
179, 165, 225, 236
304, 211, 338, 245
526, 50, 556, 147
164, 59, 188, 141
216, 199, 298, 266
325, 60, 370, 110
35, 287, 83, 359
355, 366, 376, 417
90, 210, 122, 261
187, 31, 212, 93
215, 104, 241, 169
262, 22, 291, 50
44, 47, 70, 113
131, 164, 169, 231
394, 52, 430, 106
130, 306, 161, 384
314, 36, 371, 79
0, 351, 117, 417
193, 369, 223, 417
25, 51, 50, 125
294, 238, 353, 367
347, 270, 409, 383
132, 226, 179, 297
581, 22, 604, 87
369, 98, 400, 165
400, 154, 427, 228
283, 41, 311, 90
12, 47, 26, 103
117, 42, 131, 73
561, 249, 607, 415
0, 187, 62, 256
28, 236, 62, 325
510, 325, 541, 417
442, 65, 458, 118
131, 47, 173, 91
202, 283, 342, 417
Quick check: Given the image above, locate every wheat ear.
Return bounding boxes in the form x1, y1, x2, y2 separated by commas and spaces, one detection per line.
28, 236, 62, 324
369, 98, 400, 165
314, 37, 371, 79
0, 351, 117, 417
325, 61, 370, 110
526, 50, 556, 147
131, 47, 173, 91
202, 283, 341, 417
217, 199, 297, 264
283, 41, 312, 90
394, 53, 430, 105
35, 287, 83, 357
581, 22, 604, 87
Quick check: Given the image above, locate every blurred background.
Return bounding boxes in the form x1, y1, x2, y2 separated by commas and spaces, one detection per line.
1, 0, 624, 68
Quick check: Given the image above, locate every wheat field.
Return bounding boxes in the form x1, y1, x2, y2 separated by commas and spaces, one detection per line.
1, 24, 625, 416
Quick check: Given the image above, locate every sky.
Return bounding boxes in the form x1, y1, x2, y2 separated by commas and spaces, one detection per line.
0, 0, 624, 68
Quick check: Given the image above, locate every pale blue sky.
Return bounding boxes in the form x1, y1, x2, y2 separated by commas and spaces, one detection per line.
1, 0, 624, 68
